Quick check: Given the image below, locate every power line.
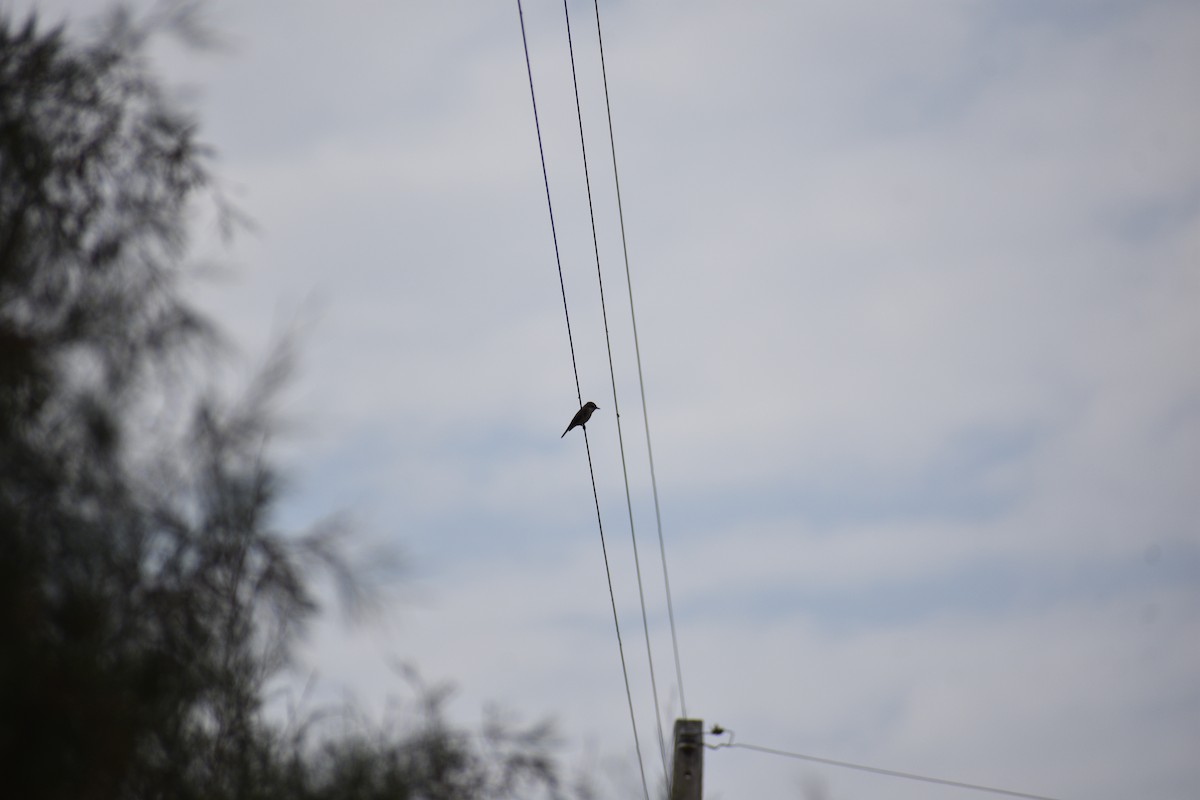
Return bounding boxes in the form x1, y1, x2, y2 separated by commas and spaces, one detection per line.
580, 427, 651, 800
591, 0, 688, 721
514, 0, 579, 402
707, 730, 1064, 800
525, 8, 1069, 800
559, 0, 669, 780
515, 4, 649, 800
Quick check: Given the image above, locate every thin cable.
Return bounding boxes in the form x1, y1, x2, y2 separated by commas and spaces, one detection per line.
516, 5, 649, 800
591, 0, 687, 719
583, 428, 651, 800
709, 738, 1064, 800
516, 0, 581, 403
561, 0, 668, 779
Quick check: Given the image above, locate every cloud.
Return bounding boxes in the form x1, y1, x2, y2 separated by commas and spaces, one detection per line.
29, 0, 1200, 797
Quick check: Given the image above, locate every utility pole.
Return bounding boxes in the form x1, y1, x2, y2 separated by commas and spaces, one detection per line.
669, 719, 703, 800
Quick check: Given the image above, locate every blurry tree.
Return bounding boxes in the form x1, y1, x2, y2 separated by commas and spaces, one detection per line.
0, 6, 581, 800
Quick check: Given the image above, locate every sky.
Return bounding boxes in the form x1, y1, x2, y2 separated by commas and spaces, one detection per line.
16, 1, 1200, 798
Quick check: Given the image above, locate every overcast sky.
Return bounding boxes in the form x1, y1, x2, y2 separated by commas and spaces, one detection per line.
20, 1, 1200, 798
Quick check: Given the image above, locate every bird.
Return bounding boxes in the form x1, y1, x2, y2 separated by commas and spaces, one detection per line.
561, 401, 599, 438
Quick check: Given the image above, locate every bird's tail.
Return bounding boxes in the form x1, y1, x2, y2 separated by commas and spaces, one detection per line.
560, 427, 569, 438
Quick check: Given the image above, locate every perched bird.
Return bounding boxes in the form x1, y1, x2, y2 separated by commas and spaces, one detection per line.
561, 401, 599, 438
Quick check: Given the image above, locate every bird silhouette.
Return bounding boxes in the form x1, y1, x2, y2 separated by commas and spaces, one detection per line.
561, 401, 599, 438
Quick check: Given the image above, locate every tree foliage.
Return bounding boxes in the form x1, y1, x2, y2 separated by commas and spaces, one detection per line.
0, 7, 580, 800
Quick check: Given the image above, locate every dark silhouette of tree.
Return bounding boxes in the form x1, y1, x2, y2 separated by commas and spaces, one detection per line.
0, 7, 584, 800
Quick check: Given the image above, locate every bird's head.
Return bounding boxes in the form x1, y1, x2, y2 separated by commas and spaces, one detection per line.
584, 401, 599, 410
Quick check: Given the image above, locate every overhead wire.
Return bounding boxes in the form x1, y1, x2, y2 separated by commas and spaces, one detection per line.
707, 730, 1065, 800
525, 7, 1074, 800
590, 0, 688, 720
559, 0, 669, 780
515, 3, 650, 799
514, 0, 580, 401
